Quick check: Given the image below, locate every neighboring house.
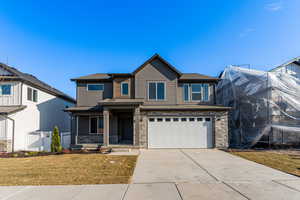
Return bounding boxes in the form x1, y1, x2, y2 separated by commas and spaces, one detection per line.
65, 54, 230, 149
270, 56, 300, 79
217, 57, 300, 148
0, 63, 76, 152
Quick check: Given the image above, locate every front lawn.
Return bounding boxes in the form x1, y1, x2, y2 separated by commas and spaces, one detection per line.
0, 154, 137, 186
229, 150, 300, 177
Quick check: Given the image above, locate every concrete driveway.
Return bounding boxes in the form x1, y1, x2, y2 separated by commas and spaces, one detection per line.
1, 149, 300, 200
131, 149, 300, 200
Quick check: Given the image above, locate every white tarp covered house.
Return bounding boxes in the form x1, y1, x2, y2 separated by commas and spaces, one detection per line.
217, 57, 300, 148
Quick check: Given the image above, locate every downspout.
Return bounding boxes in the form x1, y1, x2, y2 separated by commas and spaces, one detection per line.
1, 114, 15, 152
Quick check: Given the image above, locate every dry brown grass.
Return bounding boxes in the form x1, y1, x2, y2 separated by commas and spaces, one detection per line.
230, 151, 300, 177
0, 154, 137, 186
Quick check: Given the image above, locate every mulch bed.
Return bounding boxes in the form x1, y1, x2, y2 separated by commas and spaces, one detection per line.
0, 148, 113, 158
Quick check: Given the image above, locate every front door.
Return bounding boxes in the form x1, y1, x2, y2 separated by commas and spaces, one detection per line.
118, 116, 133, 144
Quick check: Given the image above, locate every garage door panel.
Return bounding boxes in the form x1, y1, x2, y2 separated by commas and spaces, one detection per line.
148, 117, 213, 148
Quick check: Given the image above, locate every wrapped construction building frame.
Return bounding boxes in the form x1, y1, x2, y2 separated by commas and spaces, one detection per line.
217, 66, 300, 148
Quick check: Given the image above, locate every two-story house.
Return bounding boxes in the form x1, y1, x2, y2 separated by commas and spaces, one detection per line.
0, 63, 75, 152
270, 56, 300, 79
66, 54, 230, 149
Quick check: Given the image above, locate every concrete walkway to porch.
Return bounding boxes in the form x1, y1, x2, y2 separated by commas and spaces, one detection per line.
1, 149, 300, 200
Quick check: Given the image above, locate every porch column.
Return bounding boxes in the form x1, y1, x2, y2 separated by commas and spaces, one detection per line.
76, 115, 79, 145
133, 106, 140, 146
103, 108, 110, 146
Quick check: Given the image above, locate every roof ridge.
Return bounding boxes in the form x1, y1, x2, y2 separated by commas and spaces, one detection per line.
0, 63, 75, 103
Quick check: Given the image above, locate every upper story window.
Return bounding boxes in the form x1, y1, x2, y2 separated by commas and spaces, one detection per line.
183, 83, 210, 102
0, 84, 12, 95
121, 82, 129, 96
191, 84, 202, 101
148, 82, 165, 101
87, 84, 104, 91
183, 84, 189, 101
27, 87, 38, 102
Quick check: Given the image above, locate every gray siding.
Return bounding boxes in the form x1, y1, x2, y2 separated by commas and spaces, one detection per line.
135, 58, 178, 105
77, 82, 113, 106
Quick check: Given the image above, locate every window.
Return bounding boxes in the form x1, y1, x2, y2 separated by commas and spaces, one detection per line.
191, 84, 202, 101
87, 84, 104, 91
165, 118, 171, 122
98, 117, 104, 133
121, 82, 129, 95
205, 118, 211, 122
181, 118, 187, 122
173, 118, 179, 122
27, 87, 38, 102
90, 117, 103, 134
0, 84, 11, 95
149, 83, 156, 100
182, 84, 210, 102
33, 90, 38, 102
183, 84, 189, 101
157, 82, 165, 100
149, 118, 155, 122
202, 84, 209, 101
148, 82, 165, 100
27, 88, 32, 100
197, 118, 203, 121
157, 118, 163, 122
98, 117, 104, 129
189, 118, 195, 121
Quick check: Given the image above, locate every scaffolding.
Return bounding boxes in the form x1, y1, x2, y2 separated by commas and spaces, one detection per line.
217, 66, 300, 148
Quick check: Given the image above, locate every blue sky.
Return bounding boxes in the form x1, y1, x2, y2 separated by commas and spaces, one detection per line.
0, 0, 299, 97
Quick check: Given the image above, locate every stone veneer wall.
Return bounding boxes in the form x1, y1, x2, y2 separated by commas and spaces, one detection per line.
0, 139, 12, 152
138, 110, 229, 149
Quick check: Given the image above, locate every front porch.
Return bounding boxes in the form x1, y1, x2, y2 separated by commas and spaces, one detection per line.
71, 106, 140, 148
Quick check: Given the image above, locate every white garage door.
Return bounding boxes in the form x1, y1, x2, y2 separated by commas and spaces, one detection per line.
148, 117, 213, 148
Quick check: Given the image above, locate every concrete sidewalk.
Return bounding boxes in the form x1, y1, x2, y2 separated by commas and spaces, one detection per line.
1, 149, 300, 200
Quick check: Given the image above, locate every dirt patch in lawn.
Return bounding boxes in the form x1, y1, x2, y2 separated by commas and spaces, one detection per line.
0, 154, 137, 186
229, 150, 300, 177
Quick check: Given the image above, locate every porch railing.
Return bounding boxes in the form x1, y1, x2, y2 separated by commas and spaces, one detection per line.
76, 134, 103, 144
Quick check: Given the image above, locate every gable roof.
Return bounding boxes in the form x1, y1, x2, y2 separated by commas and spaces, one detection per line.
70, 54, 219, 82
71, 73, 111, 81
132, 53, 182, 76
270, 56, 300, 72
179, 73, 219, 81
0, 63, 76, 103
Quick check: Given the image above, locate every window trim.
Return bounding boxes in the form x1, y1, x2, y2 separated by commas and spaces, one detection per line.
87, 84, 104, 91
0, 84, 12, 96
147, 81, 166, 101
121, 82, 129, 96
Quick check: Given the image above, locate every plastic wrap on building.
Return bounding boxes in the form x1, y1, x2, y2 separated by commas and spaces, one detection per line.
217, 66, 300, 148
